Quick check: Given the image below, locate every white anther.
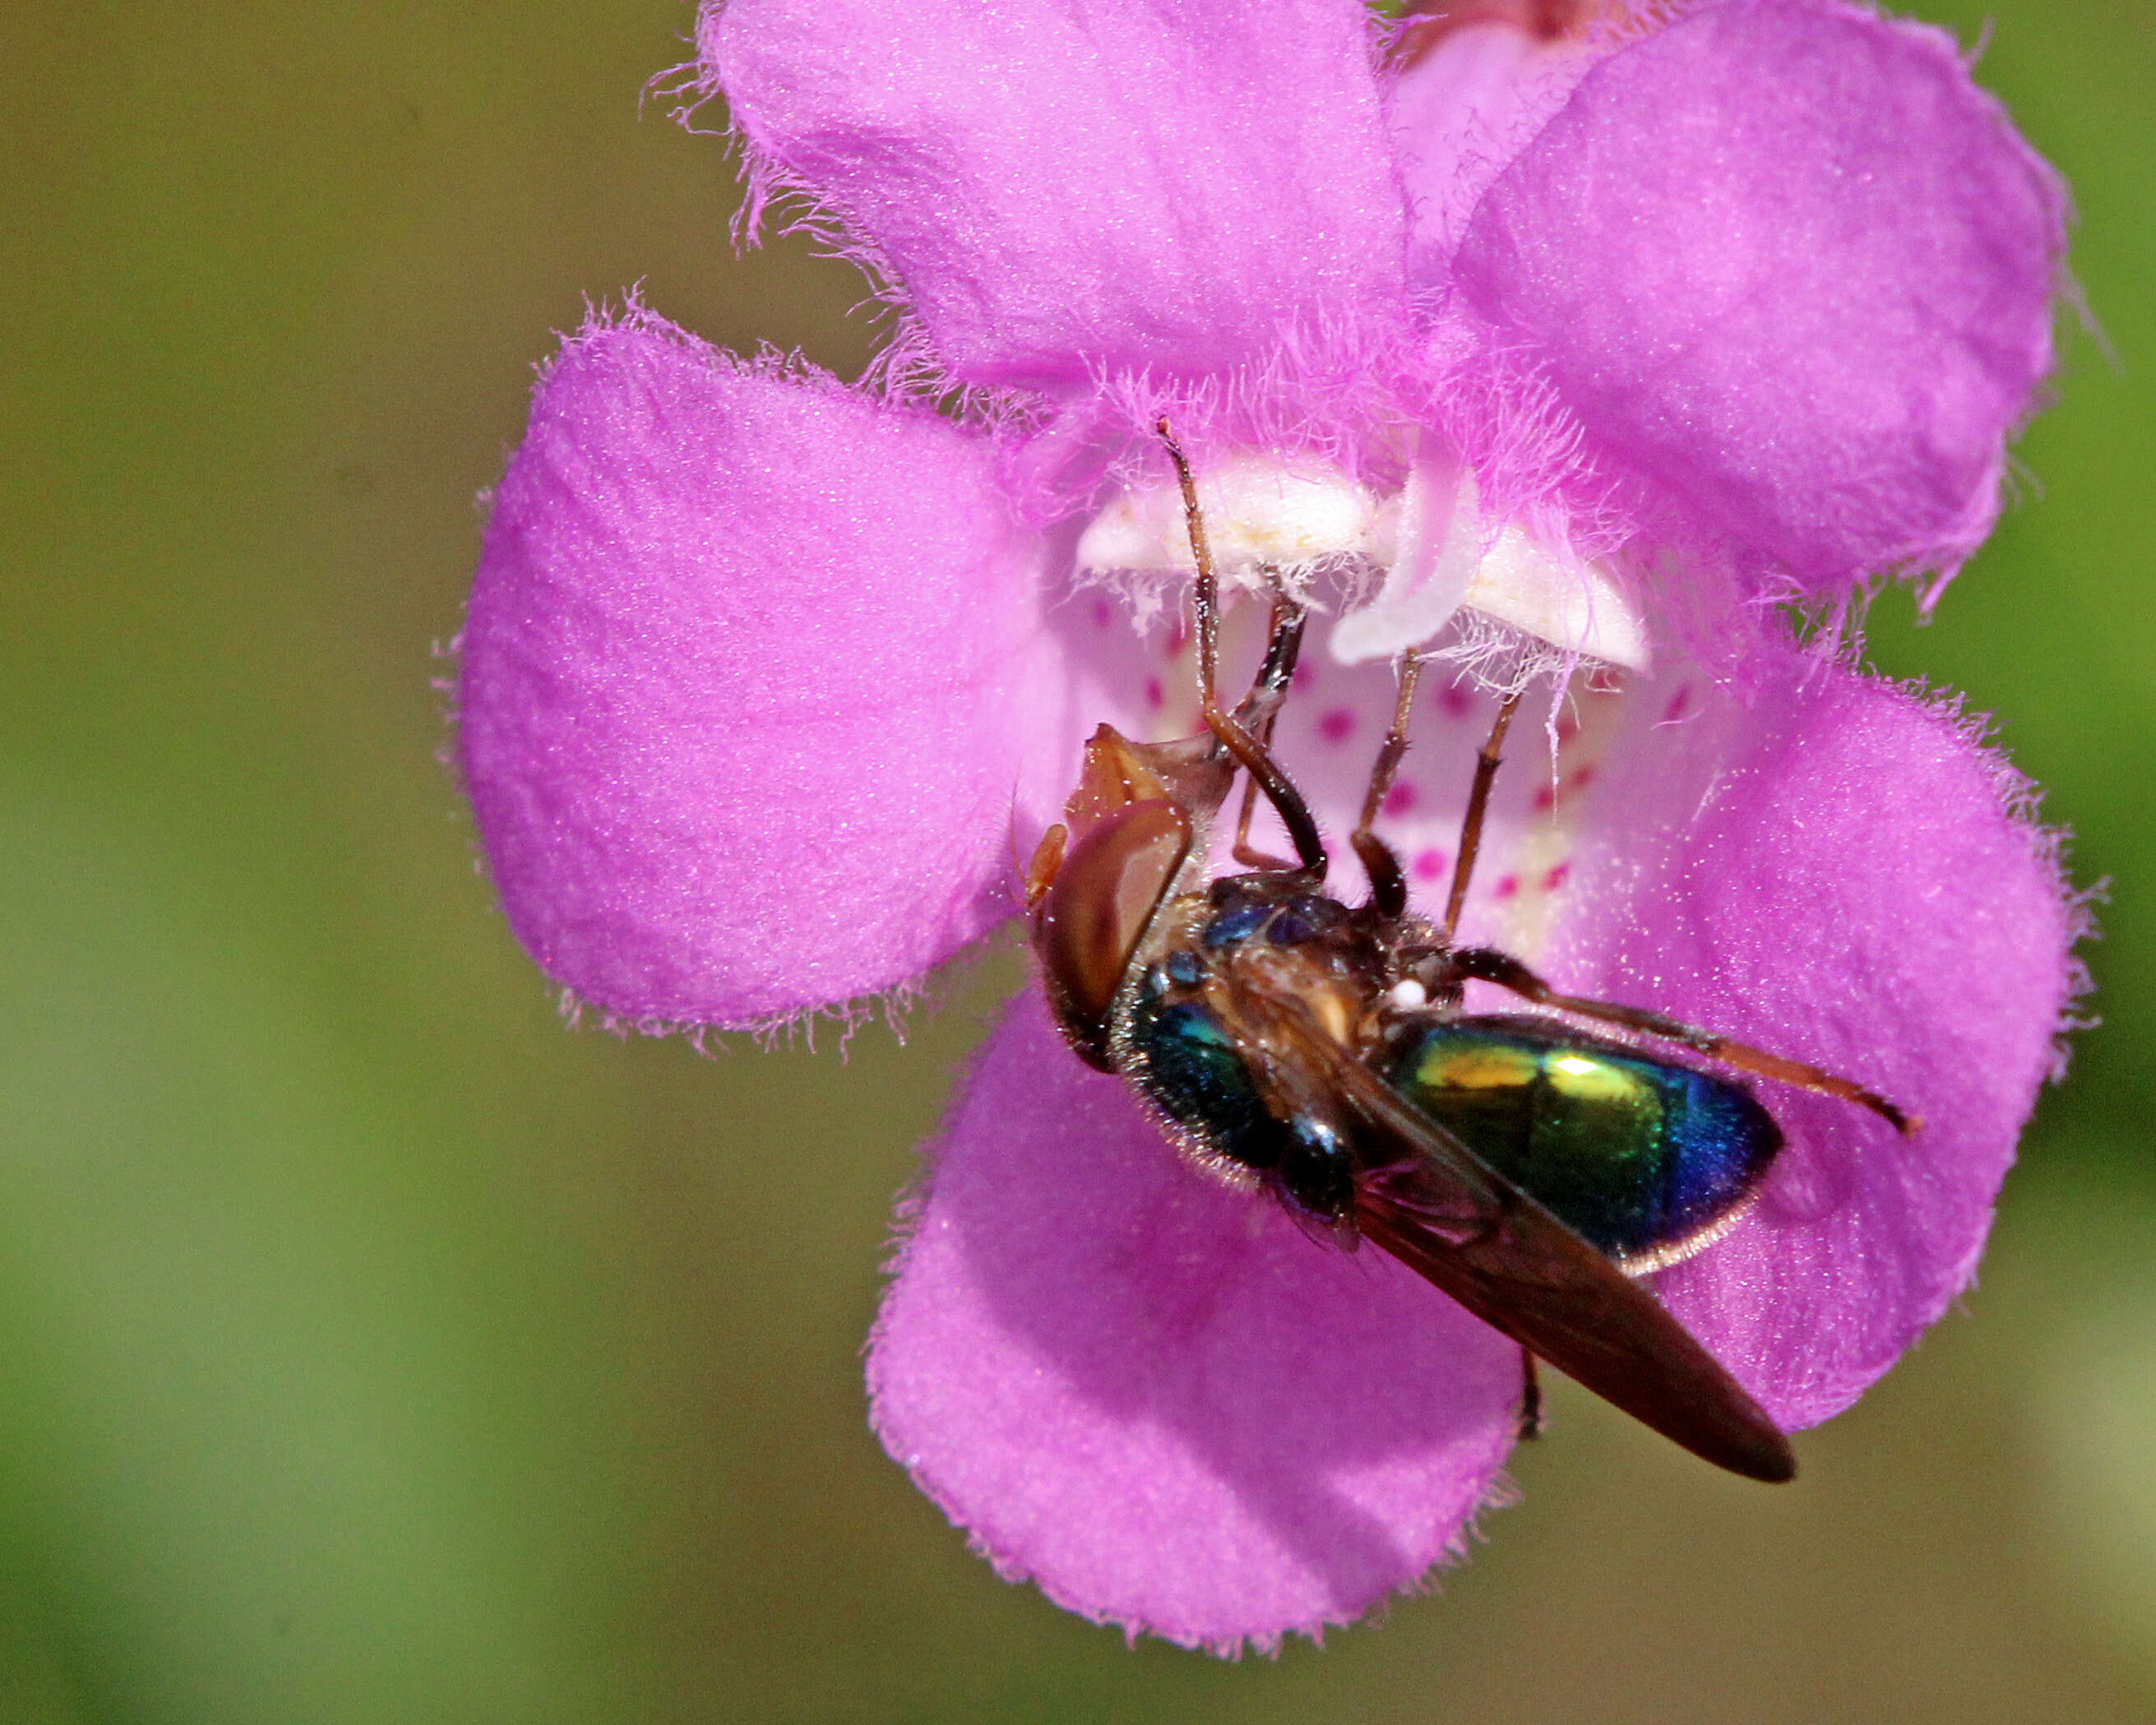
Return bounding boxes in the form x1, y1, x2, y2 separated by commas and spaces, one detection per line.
1460, 520, 1651, 673
1335, 464, 1652, 673
1078, 442, 1651, 673
1076, 452, 1378, 584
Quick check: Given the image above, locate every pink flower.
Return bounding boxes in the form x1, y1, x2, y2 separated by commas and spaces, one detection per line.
457, 0, 2082, 1652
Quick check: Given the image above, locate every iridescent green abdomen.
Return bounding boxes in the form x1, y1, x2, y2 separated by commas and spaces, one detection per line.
1389, 1016, 1782, 1269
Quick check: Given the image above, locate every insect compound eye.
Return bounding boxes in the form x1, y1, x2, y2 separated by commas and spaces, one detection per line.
1034, 798, 1192, 1066
1278, 1116, 1354, 1221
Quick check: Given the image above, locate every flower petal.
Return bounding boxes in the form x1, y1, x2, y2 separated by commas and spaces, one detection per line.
458, 309, 1058, 1028
869, 990, 1520, 1651
1451, 0, 2067, 593
1547, 650, 2078, 1427
704, 0, 1409, 390
1386, 16, 1608, 277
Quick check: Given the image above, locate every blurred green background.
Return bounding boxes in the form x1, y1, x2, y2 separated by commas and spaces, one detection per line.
1, 2, 2151, 1720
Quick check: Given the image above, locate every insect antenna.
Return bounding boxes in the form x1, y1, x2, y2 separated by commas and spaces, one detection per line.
1440, 689, 1524, 944
1156, 419, 1327, 876
1350, 650, 1426, 919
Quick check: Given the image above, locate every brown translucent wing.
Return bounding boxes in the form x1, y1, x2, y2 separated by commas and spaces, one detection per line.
1266, 1007, 1796, 1483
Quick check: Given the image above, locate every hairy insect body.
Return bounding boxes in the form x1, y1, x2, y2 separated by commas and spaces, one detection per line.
1113, 869, 1780, 1274
1117, 874, 1390, 1221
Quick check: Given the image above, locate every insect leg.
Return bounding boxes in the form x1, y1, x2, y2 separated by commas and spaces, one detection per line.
1438, 689, 1524, 944
1229, 762, 1298, 872
1449, 946, 1921, 1135
1350, 652, 1426, 919
1230, 584, 1310, 870
1157, 419, 1327, 876
1516, 1347, 1544, 1442
1237, 577, 1307, 718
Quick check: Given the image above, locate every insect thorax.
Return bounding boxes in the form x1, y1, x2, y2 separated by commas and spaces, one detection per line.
1109, 872, 1419, 1222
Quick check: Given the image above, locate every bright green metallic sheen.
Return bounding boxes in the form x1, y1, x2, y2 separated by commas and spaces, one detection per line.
1388, 1016, 1783, 1268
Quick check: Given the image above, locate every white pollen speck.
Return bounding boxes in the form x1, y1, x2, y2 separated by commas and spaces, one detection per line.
1389, 979, 1429, 1010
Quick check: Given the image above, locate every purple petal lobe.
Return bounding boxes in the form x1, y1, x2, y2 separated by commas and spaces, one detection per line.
870, 992, 1520, 1651
1452, 0, 2067, 590
1387, 18, 1605, 278
706, 0, 1409, 389
1548, 650, 2077, 1427
459, 310, 1056, 1028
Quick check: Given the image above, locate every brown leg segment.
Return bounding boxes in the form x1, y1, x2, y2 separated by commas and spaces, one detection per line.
1230, 751, 1301, 872
1231, 586, 1312, 871
1237, 582, 1307, 719
1439, 689, 1524, 944
1350, 652, 1426, 920
1517, 1347, 1544, 1442
1448, 946, 1921, 1135
1158, 419, 1327, 876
